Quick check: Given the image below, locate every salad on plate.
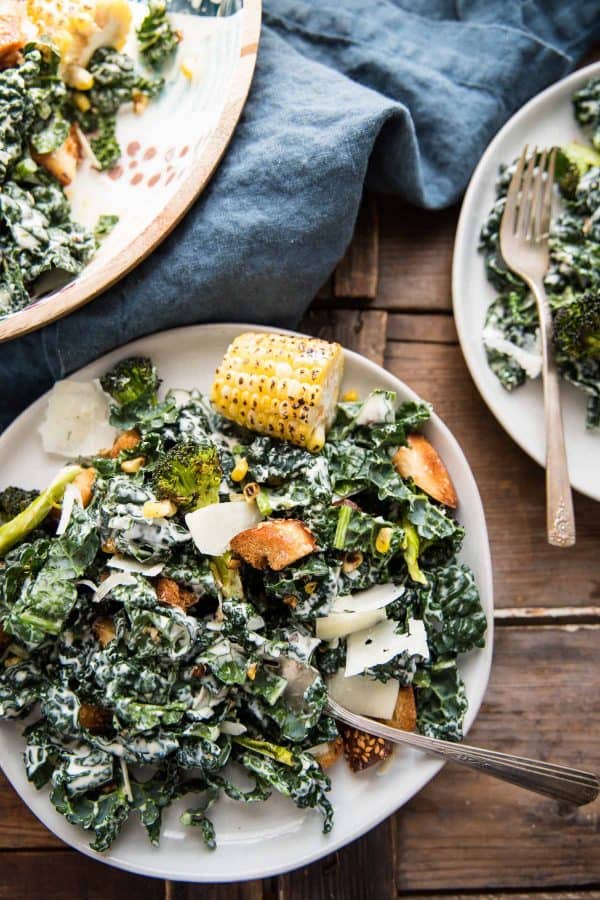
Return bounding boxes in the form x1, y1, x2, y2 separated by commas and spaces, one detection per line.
0, 331, 486, 852
479, 75, 600, 430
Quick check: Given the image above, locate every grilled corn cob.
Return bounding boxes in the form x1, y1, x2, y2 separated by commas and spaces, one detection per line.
26, 0, 131, 71
211, 332, 344, 452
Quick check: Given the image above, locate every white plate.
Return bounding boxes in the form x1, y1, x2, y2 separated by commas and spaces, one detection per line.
0, 323, 493, 882
452, 63, 600, 502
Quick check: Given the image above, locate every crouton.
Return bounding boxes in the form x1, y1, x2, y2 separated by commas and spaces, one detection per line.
156, 576, 197, 611
382, 686, 417, 732
92, 616, 116, 648
230, 519, 317, 571
340, 725, 392, 773
73, 467, 96, 508
100, 428, 141, 459
0, 1, 23, 69
78, 703, 112, 734
33, 124, 81, 187
393, 434, 457, 508
310, 738, 343, 770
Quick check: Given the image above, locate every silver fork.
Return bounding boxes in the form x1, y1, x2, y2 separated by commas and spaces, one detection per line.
499, 146, 575, 547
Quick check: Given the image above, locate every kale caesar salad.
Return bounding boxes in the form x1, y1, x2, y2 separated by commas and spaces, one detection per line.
480, 75, 600, 430
0, 332, 486, 852
0, 0, 182, 319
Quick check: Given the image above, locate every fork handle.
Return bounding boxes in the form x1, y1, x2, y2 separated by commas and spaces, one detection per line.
327, 699, 599, 806
530, 280, 576, 547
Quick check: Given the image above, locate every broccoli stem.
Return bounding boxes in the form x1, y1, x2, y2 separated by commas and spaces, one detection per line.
332, 504, 351, 550
233, 737, 295, 767
0, 466, 81, 557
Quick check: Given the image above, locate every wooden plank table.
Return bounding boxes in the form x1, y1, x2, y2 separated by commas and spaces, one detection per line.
1, 193, 599, 899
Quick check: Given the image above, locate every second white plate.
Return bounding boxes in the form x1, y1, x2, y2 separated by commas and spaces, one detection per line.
452, 62, 600, 502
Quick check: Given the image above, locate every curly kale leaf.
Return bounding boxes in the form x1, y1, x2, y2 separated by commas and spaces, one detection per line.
416, 564, 486, 657
137, 0, 181, 69
50, 782, 130, 852
573, 76, 600, 151
415, 662, 468, 741
328, 391, 431, 448
0, 659, 45, 719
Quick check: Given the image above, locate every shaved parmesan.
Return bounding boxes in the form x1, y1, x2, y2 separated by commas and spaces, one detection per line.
92, 571, 136, 603
315, 608, 387, 641
331, 583, 404, 614
482, 326, 542, 379
107, 556, 164, 577
345, 617, 429, 677
40, 380, 117, 458
355, 391, 395, 425
219, 721, 247, 736
55, 483, 82, 536
185, 501, 262, 556
328, 670, 400, 719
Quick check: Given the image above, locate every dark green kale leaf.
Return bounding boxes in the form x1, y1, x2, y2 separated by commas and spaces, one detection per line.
137, 0, 181, 69
572, 76, 600, 150
416, 564, 486, 657
415, 662, 468, 741
50, 782, 130, 852
0, 658, 45, 719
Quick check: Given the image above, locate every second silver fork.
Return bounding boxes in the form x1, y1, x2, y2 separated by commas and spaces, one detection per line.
499, 146, 576, 547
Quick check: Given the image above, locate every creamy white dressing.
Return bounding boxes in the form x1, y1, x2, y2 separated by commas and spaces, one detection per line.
482, 325, 542, 379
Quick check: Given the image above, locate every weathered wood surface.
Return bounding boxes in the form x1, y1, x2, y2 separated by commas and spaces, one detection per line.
3, 166, 600, 897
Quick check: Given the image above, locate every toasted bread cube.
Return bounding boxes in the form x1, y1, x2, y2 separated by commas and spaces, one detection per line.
78, 703, 112, 734
73, 467, 96, 508
340, 725, 392, 772
33, 124, 82, 187
382, 686, 417, 732
230, 519, 317, 571
100, 428, 141, 459
310, 738, 343, 770
393, 434, 457, 508
92, 616, 116, 647
156, 576, 197, 611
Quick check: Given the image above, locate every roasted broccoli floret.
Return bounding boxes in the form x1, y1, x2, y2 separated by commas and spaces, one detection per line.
573, 77, 600, 151
137, 0, 181, 70
153, 441, 221, 511
100, 357, 159, 408
553, 292, 600, 361
0, 487, 39, 524
555, 143, 600, 198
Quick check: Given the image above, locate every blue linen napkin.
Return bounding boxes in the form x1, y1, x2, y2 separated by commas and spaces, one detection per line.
2, 0, 599, 431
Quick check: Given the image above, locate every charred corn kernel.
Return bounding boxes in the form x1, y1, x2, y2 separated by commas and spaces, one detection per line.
342, 551, 363, 573
121, 456, 146, 474
247, 662, 257, 681
65, 64, 94, 90
342, 389, 359, 402
231, 457, 249, 482
211, 332, 344, 452
132, 90, 149, 114
304, 581, 317, 595
375, 527, 393, 554
283, 595, 297, 609
142, 499, 177, 518
243, 482, 260, 502
26, 0, 132, 69
73, 90, 91, 112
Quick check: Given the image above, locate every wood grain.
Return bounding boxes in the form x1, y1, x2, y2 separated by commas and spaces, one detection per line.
301, 308, 388, 368
0, 849, 164, 899
375, 200, 459, 312
276, 626, 600, 897
333, 195, 379, 300
168, 879, 277, 899
384, 340, 600, 608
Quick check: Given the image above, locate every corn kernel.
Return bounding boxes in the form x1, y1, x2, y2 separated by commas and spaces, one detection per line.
73, 91, 91, 112
283, 595, 298, 609
304, 581, 317, 595
66, 64, 94, 90
375, 526, 393, 554
142, 499, 177, 519
342, 390, 359, 402
231, 457, 249, 482
180, 57, 196, 80
121, 456, 146, 474
247, 662, 257, 681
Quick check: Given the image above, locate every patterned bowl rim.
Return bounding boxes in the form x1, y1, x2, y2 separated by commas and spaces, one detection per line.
0, 0, 262, 344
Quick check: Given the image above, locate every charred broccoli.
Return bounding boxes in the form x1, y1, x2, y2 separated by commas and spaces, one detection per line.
553, 292, 600, 361
153, 441, 221, 511
555, 142, 600, 198
100, 357, 159, 408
